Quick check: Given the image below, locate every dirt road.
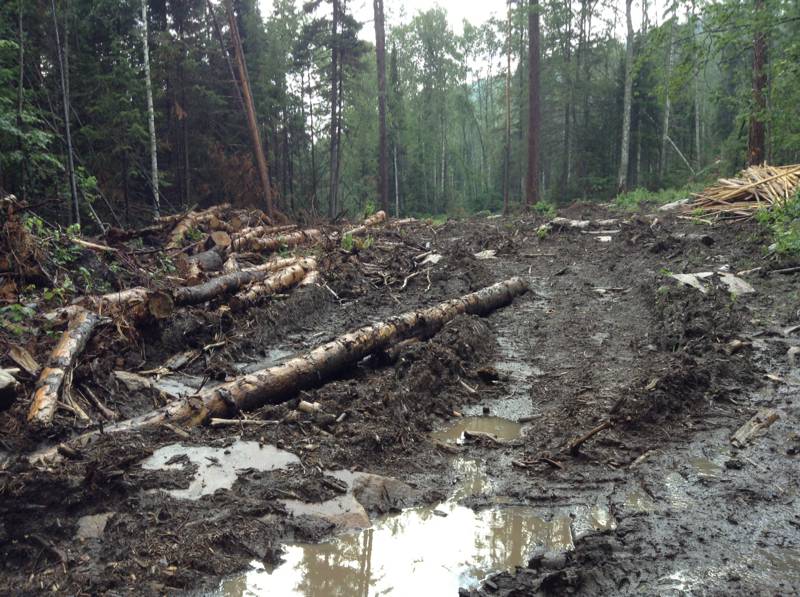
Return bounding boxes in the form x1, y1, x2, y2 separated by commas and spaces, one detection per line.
2, 205, 799, 595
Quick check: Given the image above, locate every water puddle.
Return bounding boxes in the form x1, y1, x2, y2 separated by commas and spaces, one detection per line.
141, 440, 299, 500
663, 472, 693, 510
431, 416, 524, 445
572, 504, 617, 538
218, 497, 574, 596
689, 457, 724, 479
624, 489, 656, 512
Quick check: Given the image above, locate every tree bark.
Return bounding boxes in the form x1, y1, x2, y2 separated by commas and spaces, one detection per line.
51, 0, 80, 227
526, 0, 541, 207
224, 0, 273, 217
172, 256, 305, 306
28, 308, 100, 427
167, 203, 231, 249
617, 0, 634, 194
142, 0, 160, 218
105, 277, 529, 430
230, 228, 321, 253
373, 0, 389, 213
328, 0, 341, 219
659, 14, 675, 182
230, 259, 317, 310
748, 0, 767, 166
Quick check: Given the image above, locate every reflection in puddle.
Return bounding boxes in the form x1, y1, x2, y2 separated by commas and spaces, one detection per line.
689, 457, 723, 479
664, 472, 693, 510
236, 348, 295, 374
625, 489, 656, 512
141, 440, 299, 500
431, 416, 524, 445
217, 455, 578, 596
220, 503, 573, 596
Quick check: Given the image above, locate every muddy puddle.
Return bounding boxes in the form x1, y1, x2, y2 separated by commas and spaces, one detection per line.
431, 415, 524, 445
142, 440, 299, 500
211, 419, 615, 596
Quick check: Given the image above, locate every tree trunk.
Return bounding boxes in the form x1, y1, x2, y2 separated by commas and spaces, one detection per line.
393, 144, 400, 217
373, 0, 389, 213
225, 0, 273, 217
328, 0, 341, 219
105, 277, 529, 430
617, 0, 634, 194
51, 0, 80, 227
229, 259, 317, 311
28, 308, 100, 427
748, 0, 767, 166
141, 0, 161, 218
526, 0, 541, 207
503, 0, 512, 214
229, 228, 321, 253
659, 14, 675, 182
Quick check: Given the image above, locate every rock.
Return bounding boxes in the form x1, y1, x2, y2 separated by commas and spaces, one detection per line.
0, 369, 20, 410
788, 346, 800, 367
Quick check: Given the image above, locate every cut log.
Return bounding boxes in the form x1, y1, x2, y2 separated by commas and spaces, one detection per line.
176, 249, 224, 284
230, 224, 298, 251
167, 203, 231, 250
104, 277, 529, 430
222, 254, 239, 274
346, 210, 387, 236
731, 408, 779, 448
298, 270, 319, 287
229, 258, 317, 310
27, 308, 100, 427
173, 256, 301, 306
231, 228, 322, 254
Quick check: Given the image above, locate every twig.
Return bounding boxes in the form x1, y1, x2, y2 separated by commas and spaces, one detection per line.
565, 420, 613, 455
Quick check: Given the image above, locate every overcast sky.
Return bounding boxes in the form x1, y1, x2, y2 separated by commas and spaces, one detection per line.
257, 0, 663, 44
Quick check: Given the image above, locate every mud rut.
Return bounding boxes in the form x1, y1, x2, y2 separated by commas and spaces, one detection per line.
2, 209, 800, 595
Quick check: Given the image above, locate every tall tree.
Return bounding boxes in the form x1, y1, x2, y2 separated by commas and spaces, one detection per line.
225, 0, 273, 217
373, 0, 389, 213
503, 0, 512, 213
659, 10, 675, 182
526, 0, 540, 206
328, 0, 341, 218
748, 0, 767, 165
51, 0, 80, 225
617, 0, 634, 193
141, 0, 160, 218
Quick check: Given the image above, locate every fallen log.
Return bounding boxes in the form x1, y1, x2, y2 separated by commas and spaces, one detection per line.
229, 258, 317, 310
104, 277, 529, 430
346, 210, 387, 236
231, 228, 322, 254
166, 203, 231, 250
27, 308, 101, 427
230, 224, 298, 251
173, 256, 300, 306
176, 249, 224, 284
79, 287, 173, 320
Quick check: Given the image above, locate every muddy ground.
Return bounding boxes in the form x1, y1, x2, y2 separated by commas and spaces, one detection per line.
1, 204, 800, 595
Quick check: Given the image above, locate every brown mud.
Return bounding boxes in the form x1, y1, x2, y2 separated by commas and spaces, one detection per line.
2, 206, 800, 595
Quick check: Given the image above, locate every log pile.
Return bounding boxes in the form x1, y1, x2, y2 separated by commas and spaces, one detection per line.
2, 204, 417, 432
686, 164, 800, 220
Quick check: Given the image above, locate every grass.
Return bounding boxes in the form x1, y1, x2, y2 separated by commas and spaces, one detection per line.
613, 184, 705, 211
756, 191, 800, 256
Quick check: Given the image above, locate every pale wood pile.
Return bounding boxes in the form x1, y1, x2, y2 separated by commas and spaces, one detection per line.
687, 164, 800, 220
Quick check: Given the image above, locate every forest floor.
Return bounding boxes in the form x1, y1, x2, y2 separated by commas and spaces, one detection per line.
2, 202, 800, 596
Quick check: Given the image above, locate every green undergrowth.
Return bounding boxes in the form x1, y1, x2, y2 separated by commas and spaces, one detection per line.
614, 184, 705, 211
756, 190, 800, 256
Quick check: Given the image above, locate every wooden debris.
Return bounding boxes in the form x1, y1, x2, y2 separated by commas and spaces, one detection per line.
101, 277, 529, 430
9, 346, 40, 376
228, 258, 317, 310
345, 210, 387, 236
731, 408, 779, 448
27, 308, 100, 428
687, 164, 800, 220
230, 228, 321, 253
173, 256, 302, 306
565, 420, 612, 455
167, 203, 231, 249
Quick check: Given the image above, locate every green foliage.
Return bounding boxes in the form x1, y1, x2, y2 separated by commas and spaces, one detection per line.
614, 185, 702, 211
340, 232, 373, 252
0, 303, 35, 335
533, 201, 556, 219
756, 192, 800, 256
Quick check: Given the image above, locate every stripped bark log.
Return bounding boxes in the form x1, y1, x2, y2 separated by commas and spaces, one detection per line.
82, 287, 173, 320
167, 203, 231, 249
229, 258, 318, 310
173, 257, 301, 306
104, 277, 529, 430
230, 228, 322, 254
346, 210, 387, 237
27, 308, 100, 427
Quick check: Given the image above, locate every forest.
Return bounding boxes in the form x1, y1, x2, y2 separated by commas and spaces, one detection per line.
1, 0, 799, 226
